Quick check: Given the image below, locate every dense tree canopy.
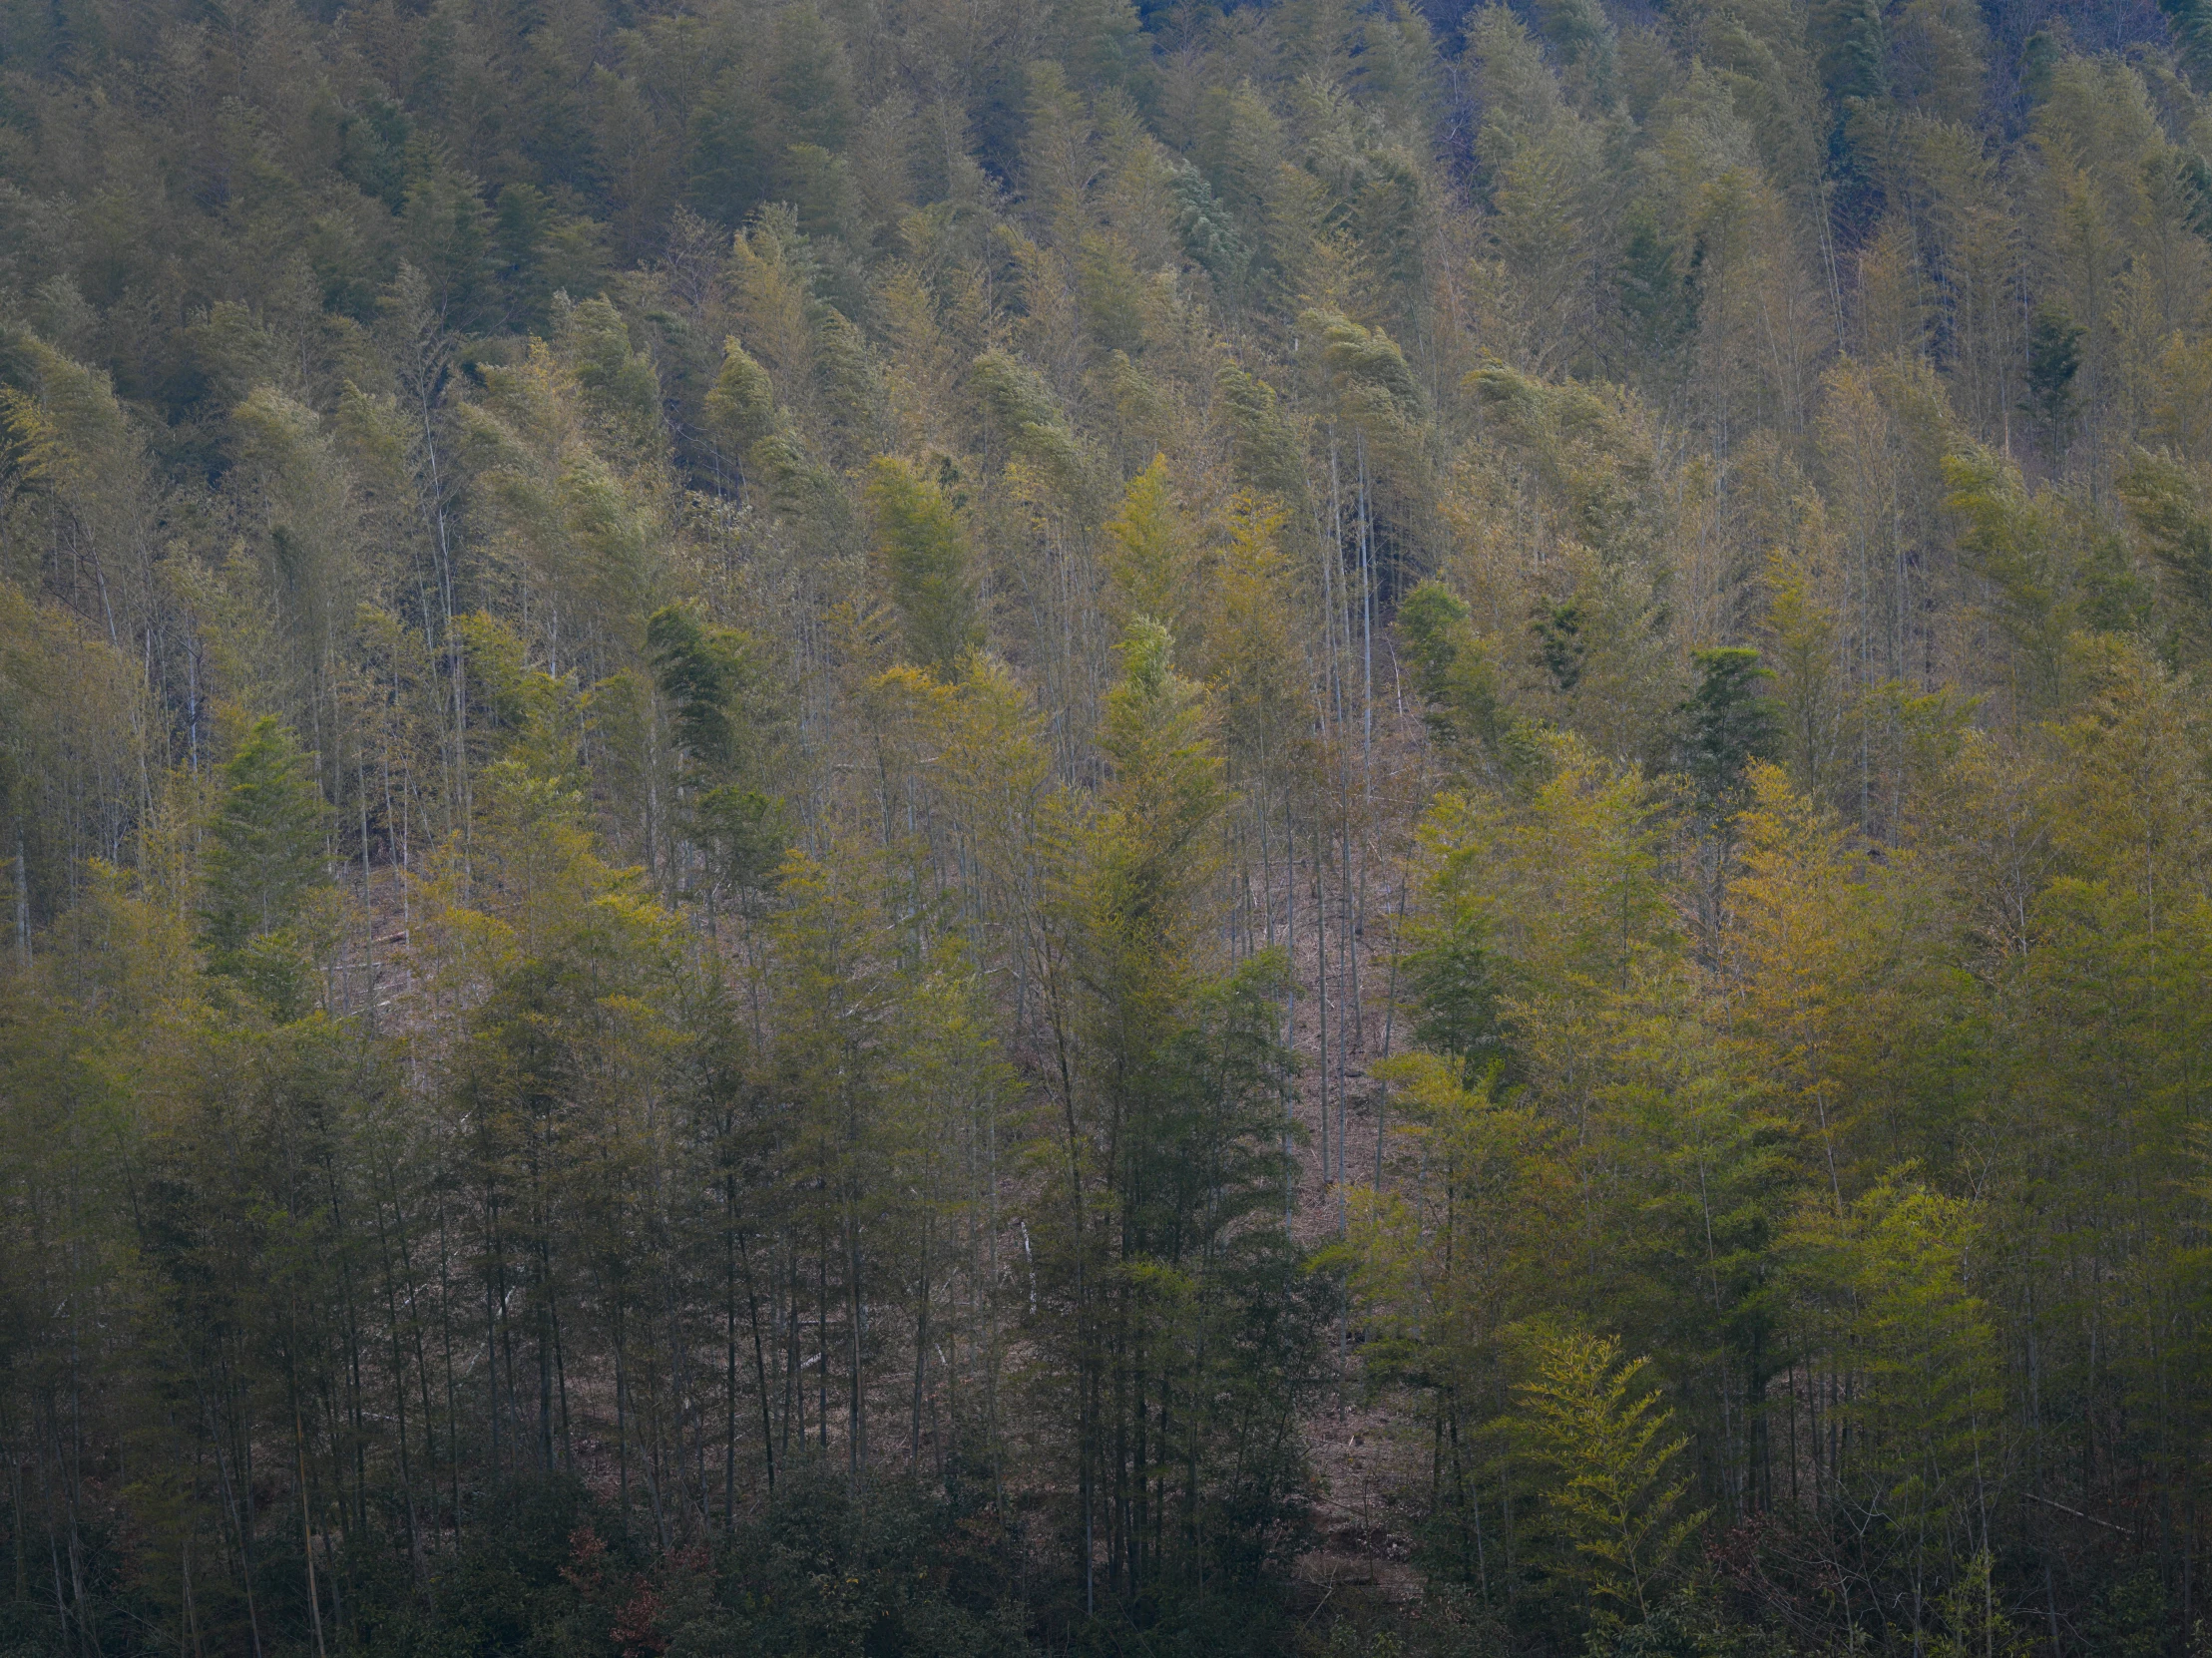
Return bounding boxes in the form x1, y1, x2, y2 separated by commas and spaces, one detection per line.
4, 1, 2212, 1655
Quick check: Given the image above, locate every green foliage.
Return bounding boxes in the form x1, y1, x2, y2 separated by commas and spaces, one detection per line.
1102, 457, 1197, 642
1216, 368, 1306, 504
1678, 648, 1774, 815
2119, 451, 2212, 654
2024, 303, 2083, 438
1398, 581, 1524, 780
647, 605, 788, 908
1786, 1177, 2000, 1585
5, 6, 2212, 1658
1944, 450, 2151, 715
1512, 1330, 1703, 1619
866, 456, 979, 678
705, 337, 780, 455
648, 606, 769, 784
1096, 618, 1226, 926
200, 715, 328, 1012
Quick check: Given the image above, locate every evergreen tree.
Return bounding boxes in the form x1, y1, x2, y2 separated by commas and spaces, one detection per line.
1678, 648, 1775, 815
865, 457, 978, 680
201, 716, 329, 1010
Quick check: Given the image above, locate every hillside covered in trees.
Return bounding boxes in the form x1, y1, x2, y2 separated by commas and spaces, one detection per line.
7, 0, 2212, 1652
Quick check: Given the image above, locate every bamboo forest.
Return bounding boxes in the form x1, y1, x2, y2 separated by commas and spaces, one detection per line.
6, 0, 2212, 1653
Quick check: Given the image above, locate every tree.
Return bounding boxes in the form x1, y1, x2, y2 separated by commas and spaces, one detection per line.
1513, 1328, 1702, 1621
1029, 616, 1318, 1619
1786, 1179, 2002, 1651
1678, 647, 1774, 817
1396, 580, 1526, 783
1402, 734, 1671, 1090
2023, 303, 2083, 448
2118, 452, 2212, 659
647, 605, 787, 909
201, 716, 329, 1012
8, 3, 2212, 1651
865, 457, 979, 679
1101, 457, 1200, 646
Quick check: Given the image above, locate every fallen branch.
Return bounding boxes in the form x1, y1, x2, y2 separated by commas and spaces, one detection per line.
2022, 1491, 2133, 1536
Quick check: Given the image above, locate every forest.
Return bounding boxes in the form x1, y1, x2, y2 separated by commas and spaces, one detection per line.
3, 0, 2212, 1652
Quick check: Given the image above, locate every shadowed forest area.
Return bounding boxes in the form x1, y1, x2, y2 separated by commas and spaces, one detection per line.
7, 0, 2212, 1653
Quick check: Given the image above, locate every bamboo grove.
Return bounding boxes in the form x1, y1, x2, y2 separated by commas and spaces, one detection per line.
6, 0, 2212, 1654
